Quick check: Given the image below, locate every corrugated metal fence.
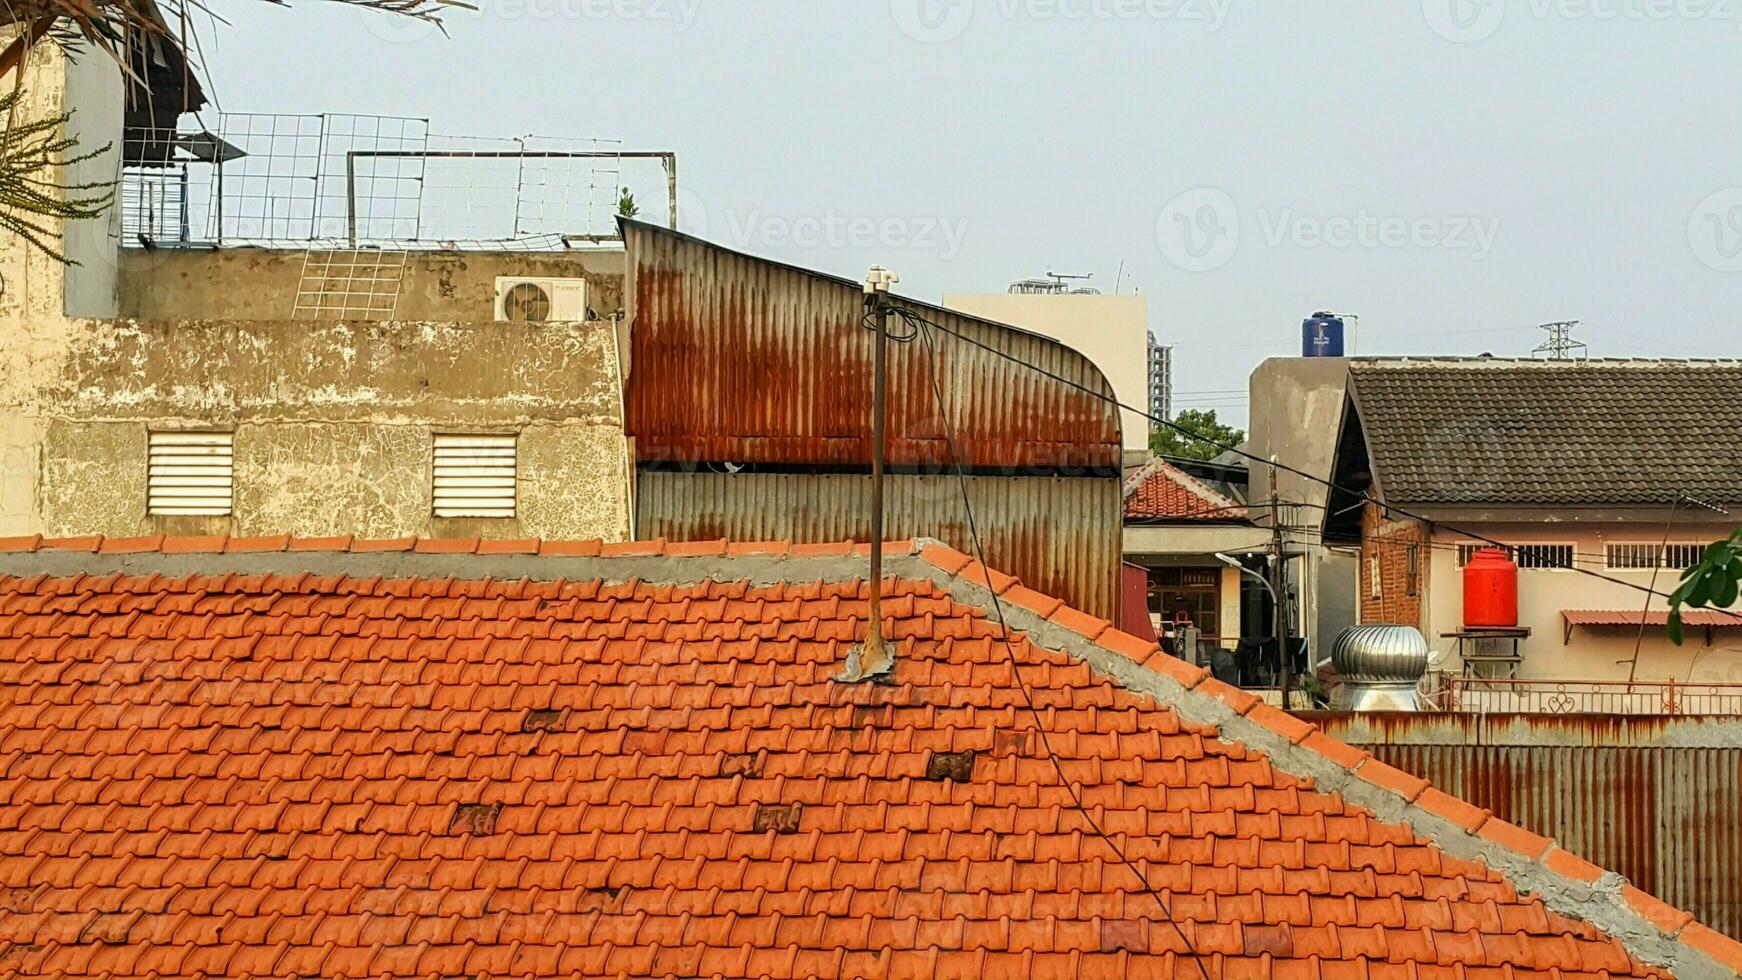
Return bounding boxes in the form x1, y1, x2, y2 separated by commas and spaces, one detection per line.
621, 221, 1125, 619
1312, 713, 1742, 940
623, 221, 1122, 472
638, 471, 1120, 619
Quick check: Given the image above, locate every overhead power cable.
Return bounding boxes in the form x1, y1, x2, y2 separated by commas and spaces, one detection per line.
891, 305, 1687, 603
901, 311, 1216, 980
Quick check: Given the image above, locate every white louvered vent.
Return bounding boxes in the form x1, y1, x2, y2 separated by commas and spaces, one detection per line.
433, 433, 518, 519
147, 430, 234, 517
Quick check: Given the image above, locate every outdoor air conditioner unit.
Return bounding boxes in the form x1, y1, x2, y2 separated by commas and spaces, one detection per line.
494, 276, 590, 322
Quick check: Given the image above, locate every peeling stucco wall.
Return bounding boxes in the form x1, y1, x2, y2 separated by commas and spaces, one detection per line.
3, 317, 632, 541
0, 39, 95, 535
0, 47, 636, 543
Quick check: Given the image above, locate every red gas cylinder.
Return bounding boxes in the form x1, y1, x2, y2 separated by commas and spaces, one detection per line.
1464, 548, 1519, 628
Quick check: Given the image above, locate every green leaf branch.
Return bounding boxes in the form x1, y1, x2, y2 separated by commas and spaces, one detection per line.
1667, 527, 1742, 644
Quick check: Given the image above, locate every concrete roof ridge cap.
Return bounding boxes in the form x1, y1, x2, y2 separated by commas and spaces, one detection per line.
1121, 457, 1163, 497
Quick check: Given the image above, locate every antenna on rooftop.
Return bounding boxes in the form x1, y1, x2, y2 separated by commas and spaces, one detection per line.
1007, 271, 1101, 295
1533, 320, 1589, 360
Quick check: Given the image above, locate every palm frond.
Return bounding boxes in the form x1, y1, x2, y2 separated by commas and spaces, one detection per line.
0, 87, 112, 263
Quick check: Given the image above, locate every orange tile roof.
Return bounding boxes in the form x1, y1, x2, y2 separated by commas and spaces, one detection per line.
1124, 459, 1250, 523
0, 535, 1735, 979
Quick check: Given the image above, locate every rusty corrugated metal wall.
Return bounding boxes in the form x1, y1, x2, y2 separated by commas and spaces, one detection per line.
622, 220, 1124, 618
638, 471, 1119, 618
623, 221, 1121, 471
1312, 713, 1742, 941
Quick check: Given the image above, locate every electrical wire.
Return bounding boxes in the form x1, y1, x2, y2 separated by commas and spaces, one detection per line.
907, 312, 1216, 980
888, 305, 1689, 603
1626, 496, 1683, 686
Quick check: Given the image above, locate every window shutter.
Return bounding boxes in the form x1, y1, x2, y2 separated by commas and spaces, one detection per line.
433, 433, 517, 518
147, 431, 234, 517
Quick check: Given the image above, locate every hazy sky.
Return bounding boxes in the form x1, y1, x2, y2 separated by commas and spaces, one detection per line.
203, 0, 1742, 428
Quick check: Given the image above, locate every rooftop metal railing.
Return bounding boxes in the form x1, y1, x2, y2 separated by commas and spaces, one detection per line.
1424, 674, 1742, 715
120, 111, 677, 250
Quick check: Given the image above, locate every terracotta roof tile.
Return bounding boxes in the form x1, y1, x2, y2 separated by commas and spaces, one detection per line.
1124, 458, 1249, 523
41, 534, 103, 551
0, 538, 1723, 978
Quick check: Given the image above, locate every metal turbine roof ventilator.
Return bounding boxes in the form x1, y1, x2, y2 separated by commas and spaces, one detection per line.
1331, 625, 1432, 711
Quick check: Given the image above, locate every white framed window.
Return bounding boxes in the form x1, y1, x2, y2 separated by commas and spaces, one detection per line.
1368, 555, 1382, 599
147, 430, 234, 517
1457, 542, 1576, 570
1607, 542, 1706, 570
432, 433, 517, 519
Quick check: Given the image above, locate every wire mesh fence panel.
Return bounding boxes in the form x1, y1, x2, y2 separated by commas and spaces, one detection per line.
291, 248, 410, 320
210, 113, 324, 241
405, 134, 529, 242
318, 114, 430, 241
120, 112, 429, 247
120, 112, 661, 249
514, 136, 623, 238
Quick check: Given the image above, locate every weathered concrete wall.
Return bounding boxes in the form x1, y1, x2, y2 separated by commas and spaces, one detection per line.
60, 42, 123, 316
117, 248, 627, 322
0, 37, 97, 532
1248, 356, 1361, 663
2, 318, 632, 541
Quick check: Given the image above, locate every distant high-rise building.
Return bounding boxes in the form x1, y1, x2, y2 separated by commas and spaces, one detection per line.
1148, 335, 1173, 426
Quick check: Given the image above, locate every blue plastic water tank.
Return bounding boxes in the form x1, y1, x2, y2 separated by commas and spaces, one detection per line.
1302, 312, 1346, 358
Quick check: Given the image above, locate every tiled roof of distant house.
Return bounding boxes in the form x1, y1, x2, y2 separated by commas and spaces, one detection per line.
1124, 458, 1250, 522
0, 534, 1735, 979
1345, 359, 1742, 507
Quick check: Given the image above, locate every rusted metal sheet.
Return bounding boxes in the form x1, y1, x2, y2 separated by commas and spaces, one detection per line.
1309, 712, 1742, 940
622, 221, 1123, 470
1121, 562, 1159, 643
636, 470, 1120, 619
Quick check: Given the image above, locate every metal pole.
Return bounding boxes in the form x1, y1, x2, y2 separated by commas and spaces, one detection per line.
1271, 461, 1291, 711
868, 296, 890, 651
841, 266, 899, 683
215, 159, 224, 247
345, 152, 358, 247
664, 153, 678, 229
178, 167, 189, 243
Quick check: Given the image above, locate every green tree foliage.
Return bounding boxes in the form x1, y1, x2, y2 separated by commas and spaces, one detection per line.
617, 186, 640, 219
0, 89, 112, 263
1149, 408, 1245, 461
1667, 528, 1742, 644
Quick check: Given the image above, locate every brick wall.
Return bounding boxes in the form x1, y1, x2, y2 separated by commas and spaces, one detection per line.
1359, 502, 1428, 627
